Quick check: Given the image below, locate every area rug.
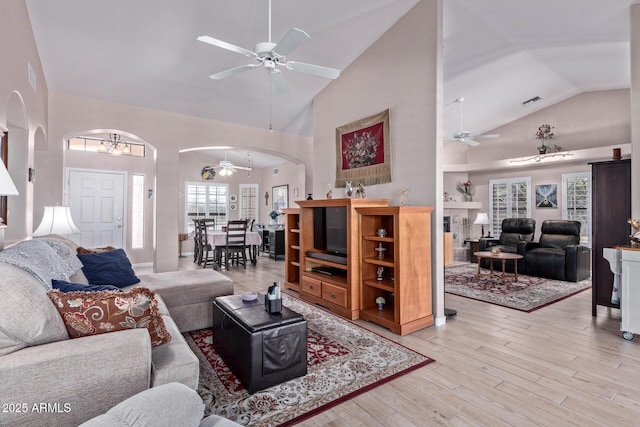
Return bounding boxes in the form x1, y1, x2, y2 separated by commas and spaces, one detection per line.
184, 294, 433, 426
445, 263, 591, 312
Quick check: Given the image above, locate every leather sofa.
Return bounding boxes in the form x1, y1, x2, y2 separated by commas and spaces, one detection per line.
522, 220, 591, 282
478, 218, 536, 273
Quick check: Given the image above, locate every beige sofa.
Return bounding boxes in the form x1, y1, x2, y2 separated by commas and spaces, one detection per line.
0, 237, 233, 427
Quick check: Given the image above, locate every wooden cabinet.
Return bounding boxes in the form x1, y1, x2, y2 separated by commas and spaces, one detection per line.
296, 198, 390, 320
590, 159, 631, 316
356, 206, 433, 335
283, 208, 301, 292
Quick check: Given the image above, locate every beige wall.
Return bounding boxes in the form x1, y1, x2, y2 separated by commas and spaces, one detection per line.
44, 91, 312, 270
0, 1, 48, 242
313, 0, 445, 322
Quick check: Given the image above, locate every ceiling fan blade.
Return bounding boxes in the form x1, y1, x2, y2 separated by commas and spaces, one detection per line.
473, 134, 500, 139
197, 35, 256, 58
232, 165, 252, 171
209, 64, 260, 80
273, 28, 310, 56
286, 61, 340, 79
465, 139, 481, 147
271, 70, 290, 94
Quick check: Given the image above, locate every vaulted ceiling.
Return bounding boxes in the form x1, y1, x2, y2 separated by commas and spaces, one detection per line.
25, 0, 634, 165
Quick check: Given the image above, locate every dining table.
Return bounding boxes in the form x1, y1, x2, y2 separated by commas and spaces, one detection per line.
206, 231, 263, 268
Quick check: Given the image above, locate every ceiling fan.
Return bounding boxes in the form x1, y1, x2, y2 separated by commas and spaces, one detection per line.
211, 153, 252, 177
197, 0, 340, 94
449, 97, 499, 146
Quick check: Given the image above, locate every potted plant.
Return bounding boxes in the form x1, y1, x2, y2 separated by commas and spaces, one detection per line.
375, 296, 386, 310
268, 209, 282, 225
535, 124, 561, 154
456, 180, 474, 202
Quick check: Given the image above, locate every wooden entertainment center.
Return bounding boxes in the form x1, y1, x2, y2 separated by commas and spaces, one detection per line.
285, 198, 433, 335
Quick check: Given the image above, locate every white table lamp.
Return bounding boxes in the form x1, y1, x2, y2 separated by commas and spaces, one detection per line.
33, 206, 81, 237
474, 212, 490, 238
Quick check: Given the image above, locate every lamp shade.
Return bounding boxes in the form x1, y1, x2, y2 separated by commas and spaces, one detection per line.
473, 212, 490, 225
0, 161, 18, 196
33, 206, 81, 236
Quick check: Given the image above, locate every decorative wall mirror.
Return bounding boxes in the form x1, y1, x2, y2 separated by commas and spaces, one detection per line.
272, 185, 289, 214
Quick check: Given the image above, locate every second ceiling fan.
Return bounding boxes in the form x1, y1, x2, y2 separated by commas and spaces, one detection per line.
198, 0, 340, 94
450, 97, 499, 146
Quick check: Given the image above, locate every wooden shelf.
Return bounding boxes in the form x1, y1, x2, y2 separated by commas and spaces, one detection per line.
357, 206, 434, 335
294, 198, 391, 320
362, 257, 395, 268
283, 208, 301, 293
362, 278, 395, 292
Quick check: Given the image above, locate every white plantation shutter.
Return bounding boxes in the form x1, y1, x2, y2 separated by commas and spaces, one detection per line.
240, 184, 258, 224
489, 177, 531, 236
185, 182, 228, 233
562, 172, 591, 246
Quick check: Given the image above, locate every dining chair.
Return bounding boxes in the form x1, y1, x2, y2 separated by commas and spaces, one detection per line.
199, 218, 217, 268
193, 219, 202, 264
219, 220, 248, 269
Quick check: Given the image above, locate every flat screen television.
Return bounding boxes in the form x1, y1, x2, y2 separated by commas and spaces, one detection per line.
313, 206, 348, 257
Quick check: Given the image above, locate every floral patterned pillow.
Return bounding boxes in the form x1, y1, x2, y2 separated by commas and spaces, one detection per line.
47, 287, 171, 347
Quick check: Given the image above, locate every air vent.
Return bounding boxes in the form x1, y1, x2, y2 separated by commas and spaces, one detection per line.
522, 96, 542, 106
272, 168, 279, 175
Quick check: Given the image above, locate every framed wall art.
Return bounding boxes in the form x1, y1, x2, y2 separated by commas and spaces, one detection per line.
535, 184, 557, 208
335, 109, 391, 188
272, 184, 288, 214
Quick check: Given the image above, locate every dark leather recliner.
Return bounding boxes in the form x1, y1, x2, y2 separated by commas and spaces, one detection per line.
522, 220, 590, 282
478, 218, 536, 273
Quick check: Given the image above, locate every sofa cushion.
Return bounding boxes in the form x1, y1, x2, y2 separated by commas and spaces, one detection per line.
48, 287, 171, 347
0, 240, 75, 289
0, 263, 69, 356
77, 248, 140, 287
77, 245, 117, 254
136, 269, 233, 308
150, 314, 199, 388
52, 279, 121, 293
79, 382, 205, 427
35, 235, 84, 275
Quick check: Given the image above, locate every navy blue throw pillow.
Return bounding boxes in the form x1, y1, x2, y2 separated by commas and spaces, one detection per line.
76, 248, 140, 287
52, 279, 121, 293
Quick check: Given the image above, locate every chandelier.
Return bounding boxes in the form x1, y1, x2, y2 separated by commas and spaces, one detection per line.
98, 133, 131, 155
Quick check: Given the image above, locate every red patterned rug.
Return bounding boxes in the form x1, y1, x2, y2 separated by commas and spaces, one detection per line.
184, 294, 433, 426
445, 263, 591, 312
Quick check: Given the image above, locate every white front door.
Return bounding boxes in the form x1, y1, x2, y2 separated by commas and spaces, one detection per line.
67, 169, 126, 248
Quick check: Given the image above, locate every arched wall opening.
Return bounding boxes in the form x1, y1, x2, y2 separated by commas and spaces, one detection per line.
5, 91, 29, 242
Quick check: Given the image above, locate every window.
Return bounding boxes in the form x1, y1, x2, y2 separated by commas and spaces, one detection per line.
185, 182, 228, 233
562, 172, 591, 246
131, 174, 145, 249
239, 184, 258, 224
489, 177, 531, 235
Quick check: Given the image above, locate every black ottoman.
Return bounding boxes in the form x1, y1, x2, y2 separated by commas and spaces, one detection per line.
212, 294, 307, 394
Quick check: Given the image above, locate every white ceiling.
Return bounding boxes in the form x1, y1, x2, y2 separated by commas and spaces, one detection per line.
25, 0, 635, 165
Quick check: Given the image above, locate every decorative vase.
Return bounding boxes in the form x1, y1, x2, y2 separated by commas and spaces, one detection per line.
270, 217, 277, 225
538, 145, 547, 155
306, 193, 313, 200
464, 194, 472, 202
377, 303, 384, 311
345, 181, 353, 198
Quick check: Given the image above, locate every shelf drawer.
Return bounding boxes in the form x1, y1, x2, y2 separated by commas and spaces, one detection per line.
301, 275, 322, 297
322, 282, 347, 308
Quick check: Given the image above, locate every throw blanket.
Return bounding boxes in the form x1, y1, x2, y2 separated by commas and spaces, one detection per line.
0, 240, 74, 290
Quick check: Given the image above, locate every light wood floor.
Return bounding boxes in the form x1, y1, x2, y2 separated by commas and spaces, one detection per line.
159, 255, 640, 426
